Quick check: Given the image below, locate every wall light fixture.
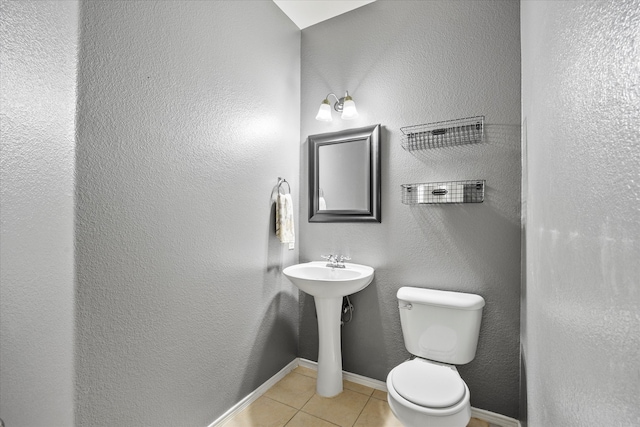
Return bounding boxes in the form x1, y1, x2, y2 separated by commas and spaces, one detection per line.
315, 91, 359, 121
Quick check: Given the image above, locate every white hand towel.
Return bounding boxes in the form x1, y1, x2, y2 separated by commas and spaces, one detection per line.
276, 193, 295, 245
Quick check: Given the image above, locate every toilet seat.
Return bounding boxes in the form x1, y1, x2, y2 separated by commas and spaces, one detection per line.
386, 363, 471, 426
390, 359, 465, 408
386, 370, 471, 427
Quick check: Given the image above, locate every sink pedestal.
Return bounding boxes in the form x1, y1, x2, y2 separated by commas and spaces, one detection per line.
314, 296, 343, 397
282, 261, 375, 398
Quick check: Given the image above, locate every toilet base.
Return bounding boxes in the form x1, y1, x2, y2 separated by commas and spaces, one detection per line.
388, 394, 470, 427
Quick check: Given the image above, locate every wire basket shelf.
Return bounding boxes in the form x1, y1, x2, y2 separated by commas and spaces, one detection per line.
401, 180, 485, 205
400, 116, 484, 151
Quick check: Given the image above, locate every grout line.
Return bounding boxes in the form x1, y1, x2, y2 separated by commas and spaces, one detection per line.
297, 407, 342, 427
260, 394, 300, 412
292, 366, 317, 379
351, 395, 372, 427
281, 408, 296, 427
281, 403, 297, 427
299, 390, 315, 411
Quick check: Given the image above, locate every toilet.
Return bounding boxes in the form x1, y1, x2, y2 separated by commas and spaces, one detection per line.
386, 287, 485, 427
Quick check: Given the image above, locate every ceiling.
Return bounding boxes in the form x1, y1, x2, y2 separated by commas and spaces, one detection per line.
273, 0, 376, 29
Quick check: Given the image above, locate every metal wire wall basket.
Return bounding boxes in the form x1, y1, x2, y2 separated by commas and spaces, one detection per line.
401, 180, 485, 204
400, 116, 484, 151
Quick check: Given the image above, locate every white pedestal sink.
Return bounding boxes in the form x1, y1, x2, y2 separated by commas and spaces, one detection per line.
283, 261, 374, 397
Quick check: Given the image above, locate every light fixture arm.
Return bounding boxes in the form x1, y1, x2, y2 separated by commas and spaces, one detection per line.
323, 92, 349, 112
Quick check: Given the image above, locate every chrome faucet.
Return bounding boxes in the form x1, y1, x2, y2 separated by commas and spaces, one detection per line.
321, 254, 351, 268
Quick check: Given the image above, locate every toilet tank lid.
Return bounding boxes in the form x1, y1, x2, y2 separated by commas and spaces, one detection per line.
397, 287, 485, 310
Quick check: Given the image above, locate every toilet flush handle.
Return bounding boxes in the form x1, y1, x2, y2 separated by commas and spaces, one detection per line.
399, 302, 412, 310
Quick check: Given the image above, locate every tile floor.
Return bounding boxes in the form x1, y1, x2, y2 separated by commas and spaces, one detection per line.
222, 366, 492, 427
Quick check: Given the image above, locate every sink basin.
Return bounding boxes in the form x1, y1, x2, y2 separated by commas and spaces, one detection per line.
283, 261, 374, 298
283, 261, 375, 397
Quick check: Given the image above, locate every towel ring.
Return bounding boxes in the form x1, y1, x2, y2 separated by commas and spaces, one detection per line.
277, 177, 291, 194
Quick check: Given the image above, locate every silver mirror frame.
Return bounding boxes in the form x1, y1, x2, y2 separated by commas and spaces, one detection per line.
308, 124, 381, 223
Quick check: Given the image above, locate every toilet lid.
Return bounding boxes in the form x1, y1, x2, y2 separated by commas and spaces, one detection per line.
391, 359, 466, 408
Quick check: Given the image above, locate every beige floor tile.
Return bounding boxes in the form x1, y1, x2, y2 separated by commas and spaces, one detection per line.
223, 396, 297, 427
301, 389, 369, 427
264, 372, 317, 409
353, 398, 403, 427
284, 411, 339, 427
371, 389, 387, 401
343, 380, 374, 396
467, 417, 490, 427
293, 365, 318, 379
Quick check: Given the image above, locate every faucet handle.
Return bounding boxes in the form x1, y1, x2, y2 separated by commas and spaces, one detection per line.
321, 254, 336, 261
337, 255, 351, 263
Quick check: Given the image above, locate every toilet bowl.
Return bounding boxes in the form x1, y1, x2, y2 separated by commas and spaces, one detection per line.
386, 358, 471, 427
386, 287, 485, 427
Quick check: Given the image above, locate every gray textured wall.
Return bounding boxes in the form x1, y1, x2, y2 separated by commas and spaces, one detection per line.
521, 1, 640, 425
299, 0, 521, 419
75, 2, 300, 425
0, 1, 78, 426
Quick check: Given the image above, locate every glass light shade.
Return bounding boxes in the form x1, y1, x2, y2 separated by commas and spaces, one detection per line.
341, 99, 358, 120
316, 102, 332, 122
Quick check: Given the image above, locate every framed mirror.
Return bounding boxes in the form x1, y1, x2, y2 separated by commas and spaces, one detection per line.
308, 124, 381, 223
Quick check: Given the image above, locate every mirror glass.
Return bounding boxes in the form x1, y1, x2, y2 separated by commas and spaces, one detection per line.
318, 140, 370, 211
309, 124, 381, 222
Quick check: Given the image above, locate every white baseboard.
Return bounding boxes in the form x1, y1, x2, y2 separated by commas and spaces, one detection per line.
210, 357, 521, 427
470, 407, 521, 427
209, 358, 298, 427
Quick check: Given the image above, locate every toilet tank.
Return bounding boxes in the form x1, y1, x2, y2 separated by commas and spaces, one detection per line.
397, 287, 485, 365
